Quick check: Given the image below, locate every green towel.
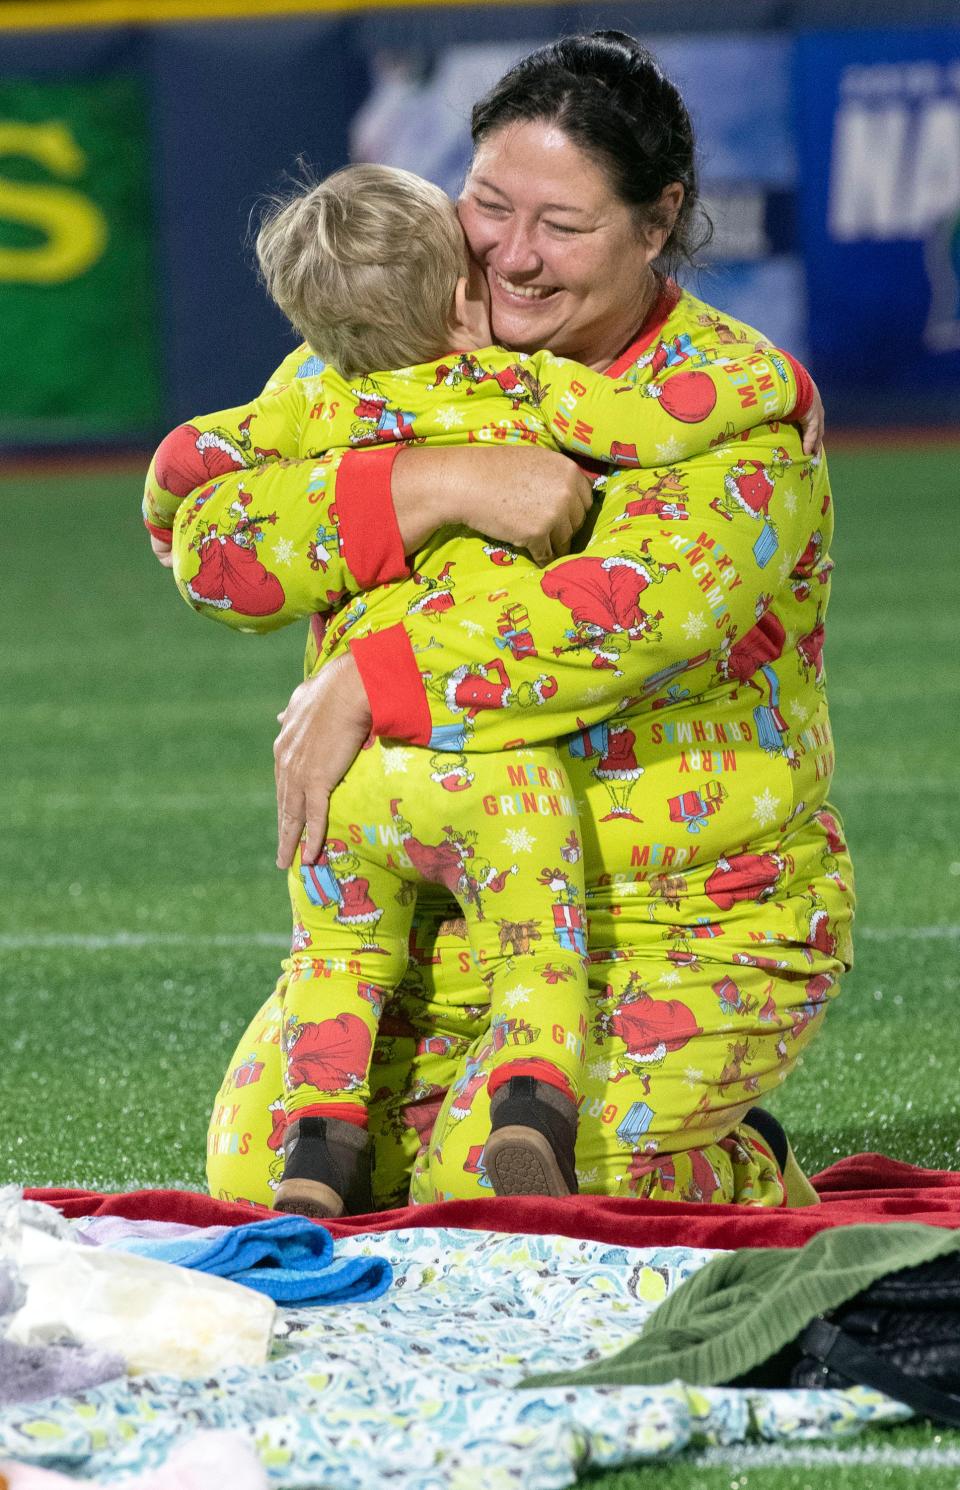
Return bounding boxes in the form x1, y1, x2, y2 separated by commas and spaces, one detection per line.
520, 1223, 960, 1391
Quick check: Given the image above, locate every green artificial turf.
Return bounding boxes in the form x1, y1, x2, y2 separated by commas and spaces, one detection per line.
1, 448, 958, 1486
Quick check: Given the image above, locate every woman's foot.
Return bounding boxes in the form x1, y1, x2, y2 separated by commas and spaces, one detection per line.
274, 1115, 370, 1219
485, 1076, 579, 1197
742, 1106, 821, 1207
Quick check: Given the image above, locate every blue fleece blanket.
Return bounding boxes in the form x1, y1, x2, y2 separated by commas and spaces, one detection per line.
118, 1214, 392, 1304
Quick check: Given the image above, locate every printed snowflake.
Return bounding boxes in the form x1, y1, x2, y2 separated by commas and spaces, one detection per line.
655, 437, 687, 462
752, 788, 781, 829
381, 746, 414, 777
682, 611, 708, 641
583, 685, 607, 702
576, 1167, 599, 1187
782, 486, 799, 514
459, 619, 487, 637
788, 699, 809, 723
435, 405, 465, 430
586, 1058, 609, 1082
778, 551, 794, 585
683, 1065, 705, 1087
502, 827, 537, 853
659, 968, 682, 987
271, 538, 295, 566
501, 983, 532, 1009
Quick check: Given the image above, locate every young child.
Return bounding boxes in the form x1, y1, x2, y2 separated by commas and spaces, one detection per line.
143, 165, 815, 1217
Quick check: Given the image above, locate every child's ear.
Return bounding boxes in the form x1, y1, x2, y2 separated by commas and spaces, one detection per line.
452, 276, 470, 329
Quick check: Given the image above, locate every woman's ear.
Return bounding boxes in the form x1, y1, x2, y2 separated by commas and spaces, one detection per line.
643, 181, 685, 259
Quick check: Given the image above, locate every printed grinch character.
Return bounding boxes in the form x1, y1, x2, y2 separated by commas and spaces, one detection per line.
705, 850, 791, 912
812, 807, 849, 891
595, 970, 703, 1079
407, 560, 456, 620
803, 888, 838, 958
151, 411, 280, 498
448, 1054, 488, 1121
544, 539, 678, 673
318, 838, 386, 952
710, 447, 792, 526
282, 1011, 372, 1094
796, 605, 826, 687
790, 529, 831, 602
568, 720, 644, 823
715, 594, 795, 764
425, 657, 558, 721
184, 487, 285, 617
428, 750, 474, 792
389, 801, 516, 921
349, 376, 417, 444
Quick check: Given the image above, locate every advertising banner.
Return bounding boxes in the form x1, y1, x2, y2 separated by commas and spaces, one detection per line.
793, 27, 960, 417
0, 74, 162, 442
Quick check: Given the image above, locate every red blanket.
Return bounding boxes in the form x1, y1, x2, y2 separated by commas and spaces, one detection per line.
25, 1154, 960, 1249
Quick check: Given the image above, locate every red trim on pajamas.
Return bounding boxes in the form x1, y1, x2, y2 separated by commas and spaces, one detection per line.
783, 351, 815, 420
335, 446, 410, 588
350, 624, 432, 745
144, 518, 173, 542
291, 1102, 369, 1129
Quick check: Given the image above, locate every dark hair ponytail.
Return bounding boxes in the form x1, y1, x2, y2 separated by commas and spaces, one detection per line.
471, 30, 711, 272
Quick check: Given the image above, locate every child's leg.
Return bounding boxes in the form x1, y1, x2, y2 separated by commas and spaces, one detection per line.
440, 745, 590, 1195
278, 756, 415, 1215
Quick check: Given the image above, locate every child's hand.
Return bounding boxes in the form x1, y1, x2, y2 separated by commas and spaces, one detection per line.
150, 532, 174, 569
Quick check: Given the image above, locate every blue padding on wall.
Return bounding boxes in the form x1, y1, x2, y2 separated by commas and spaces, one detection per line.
149, 17, 367, 421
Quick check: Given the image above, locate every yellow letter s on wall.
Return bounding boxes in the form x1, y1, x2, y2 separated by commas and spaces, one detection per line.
0, 120, 108, 284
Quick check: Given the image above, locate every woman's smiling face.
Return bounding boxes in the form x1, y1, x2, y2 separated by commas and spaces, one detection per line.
459, 119, 677, 371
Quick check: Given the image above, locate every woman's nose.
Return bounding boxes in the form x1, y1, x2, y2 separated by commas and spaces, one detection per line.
496, 220, 540, 275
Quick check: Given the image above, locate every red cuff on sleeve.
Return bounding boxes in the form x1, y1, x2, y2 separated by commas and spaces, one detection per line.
335, 446, 410, 590
144, 518, 173, 542
349, 624, 432, 746
782, 351, 815, 421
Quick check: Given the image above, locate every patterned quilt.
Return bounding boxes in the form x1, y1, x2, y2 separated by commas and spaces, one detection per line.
0, 1227, 909, 1488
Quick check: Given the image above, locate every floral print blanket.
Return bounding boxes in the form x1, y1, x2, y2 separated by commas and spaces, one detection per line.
0, 1227, 908, 1488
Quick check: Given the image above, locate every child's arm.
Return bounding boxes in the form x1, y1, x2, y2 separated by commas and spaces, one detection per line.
532, 345, 818, 468
143, 382, 308, 542
144, 362, 414, 630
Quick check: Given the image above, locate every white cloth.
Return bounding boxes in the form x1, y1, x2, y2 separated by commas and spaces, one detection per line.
1, 1190, 275, 1377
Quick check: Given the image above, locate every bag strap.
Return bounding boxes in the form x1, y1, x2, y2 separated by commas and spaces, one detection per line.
801, 1318, 960, 1428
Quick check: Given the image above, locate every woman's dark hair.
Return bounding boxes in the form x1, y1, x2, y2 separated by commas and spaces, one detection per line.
470, 30, 711, 271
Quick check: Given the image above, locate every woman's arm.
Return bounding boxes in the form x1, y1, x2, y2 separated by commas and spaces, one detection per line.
273, 428, 830, 863
348, 429, 829, 751
532, 346, 821, 467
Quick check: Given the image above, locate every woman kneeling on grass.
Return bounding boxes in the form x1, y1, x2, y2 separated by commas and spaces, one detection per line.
189, 31, 851, 1211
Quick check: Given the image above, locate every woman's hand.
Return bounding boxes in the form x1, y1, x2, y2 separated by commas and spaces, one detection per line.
274, 652, 372, 869
798, 379, 825, 456
392, 443, 594, 564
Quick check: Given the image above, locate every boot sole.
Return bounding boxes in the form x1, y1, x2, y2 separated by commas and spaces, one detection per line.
484, 1125, 574, 1197
274, 1178, 345, 1219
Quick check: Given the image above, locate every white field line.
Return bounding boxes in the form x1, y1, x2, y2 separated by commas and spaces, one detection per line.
696, 1442, 960, 1470
0, 927, 958, 951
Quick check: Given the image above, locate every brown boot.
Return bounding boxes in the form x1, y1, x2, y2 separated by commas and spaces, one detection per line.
274, 1115, 371, 1219
484, 1076, 579, 1197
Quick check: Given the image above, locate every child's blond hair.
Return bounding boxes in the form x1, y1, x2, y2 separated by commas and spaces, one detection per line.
256, 164, 467, 378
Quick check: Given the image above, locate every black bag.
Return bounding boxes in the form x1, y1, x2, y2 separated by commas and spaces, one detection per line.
735, 1252, 960, 1426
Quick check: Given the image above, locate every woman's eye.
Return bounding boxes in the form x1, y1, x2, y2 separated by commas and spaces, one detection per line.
546, 222, 580, 235
476, 199, 508, 215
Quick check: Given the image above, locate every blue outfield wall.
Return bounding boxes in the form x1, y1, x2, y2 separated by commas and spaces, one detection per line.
1, 9, 958, 443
